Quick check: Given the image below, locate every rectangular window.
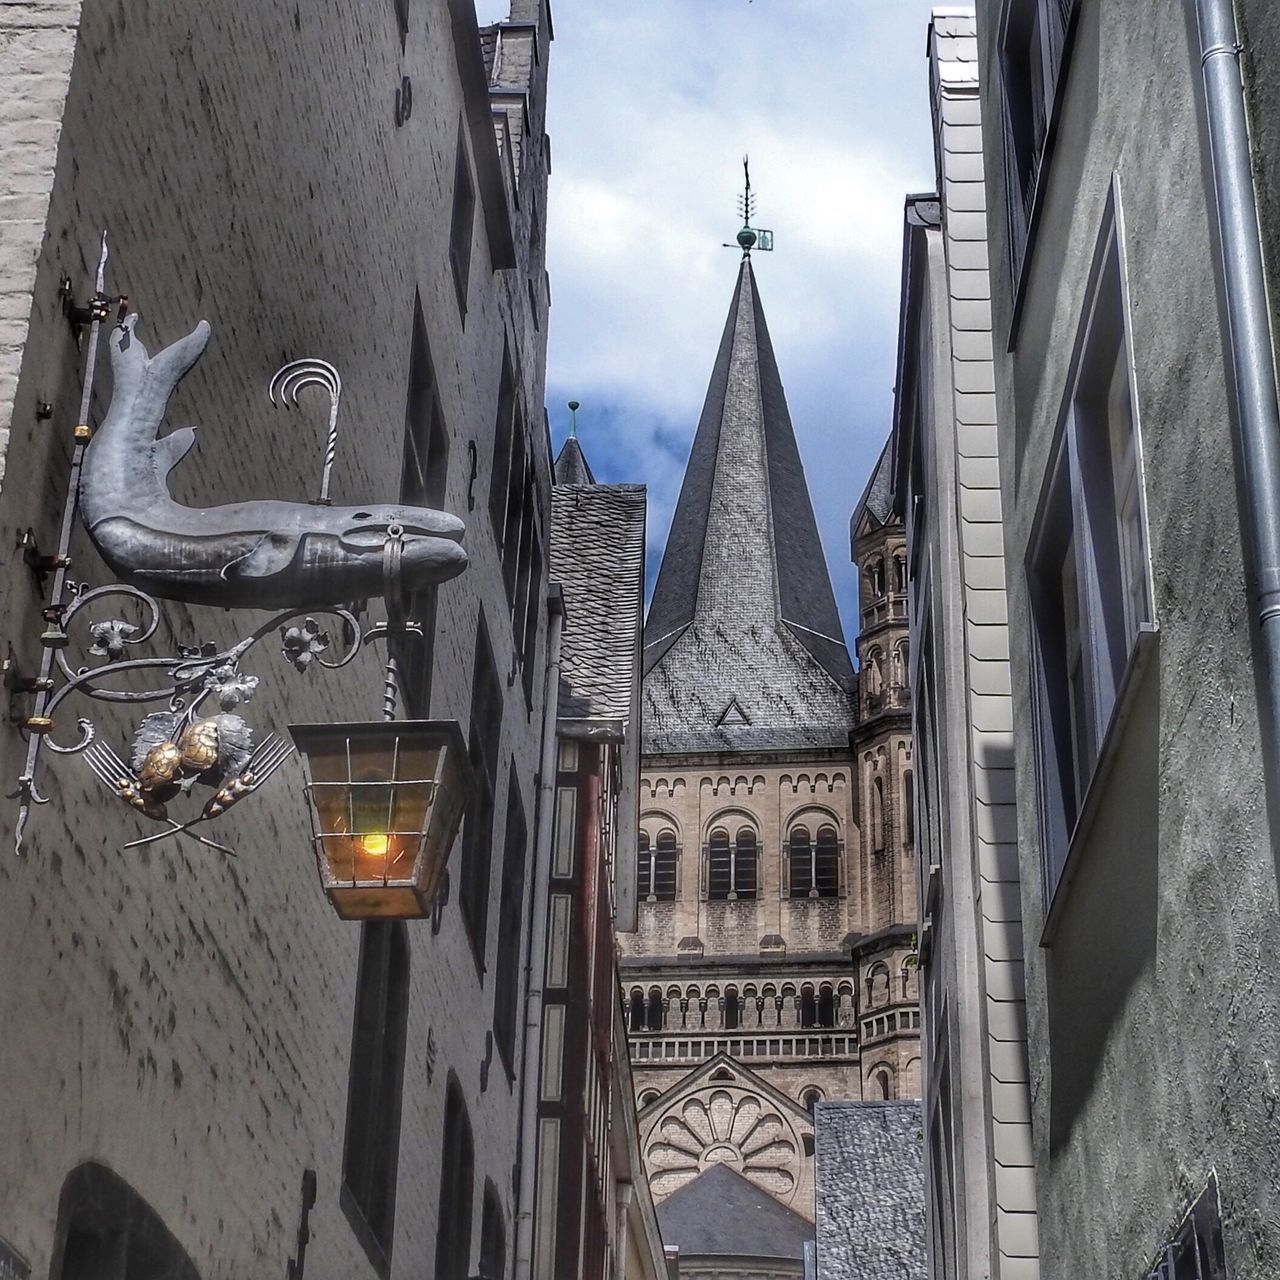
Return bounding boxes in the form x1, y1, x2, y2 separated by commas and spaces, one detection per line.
449, 122, 476, 319
999, 0, 1077, 285
520, 530, 544, 704
459, 618, 503, 959
396, 295, 448, 716
434, 1080, 476, 1280
489, 345, 516, 542
492, 764, 528, 1071
342, 922, 410, 1276
1028, 184, 1153, 894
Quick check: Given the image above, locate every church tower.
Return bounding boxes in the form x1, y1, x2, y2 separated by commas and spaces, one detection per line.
622, 258, 920, 1266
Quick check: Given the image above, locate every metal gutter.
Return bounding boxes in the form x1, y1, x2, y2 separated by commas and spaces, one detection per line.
1193, 0, 1280, 857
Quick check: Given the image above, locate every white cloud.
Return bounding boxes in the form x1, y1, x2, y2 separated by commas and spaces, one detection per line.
482, 0, 946, 640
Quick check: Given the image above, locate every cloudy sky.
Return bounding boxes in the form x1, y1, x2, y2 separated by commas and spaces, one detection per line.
477, 0, 943, 648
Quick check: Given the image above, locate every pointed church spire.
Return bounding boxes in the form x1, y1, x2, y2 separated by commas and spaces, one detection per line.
643, 262, 855, 754
554, 400, 597, 486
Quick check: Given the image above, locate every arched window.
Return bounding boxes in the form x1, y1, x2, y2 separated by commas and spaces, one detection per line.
870, 776, 885, 852
903, 772, 915, 845
817, 984, 836, 1029
435, 1079, 476, 1280
789, 823, 840, 899
629, 988, 646, 1033
800, 985, 817, 1029
788, 825, 813, 896
894, 554, 907, 592
636, 830, 652, 900
646, 987, 664, 1032
875, 1069, 892, 1101
639, 1089, 660, 1109
723, 987, 741, 1030
707, 825, 758, 900
654, 830, 678, 900
867, 557, 885, 599
897, 639, 911, 689
866, 963, 890, 1007
479, 1180, 506, 1280
866, 647, 884, 696
814, 825, 840, 897
638, 829, 678, 901
803, 1088, 822, 1115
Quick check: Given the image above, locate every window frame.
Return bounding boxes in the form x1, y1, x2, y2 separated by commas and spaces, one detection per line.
637, 827, 679, 903
341, 922, 410, 1278
706, 823, 759, 901
434, 1077, 476, 1280
492, 762, 528, 1075
396, 294, 448, 717
998, 0, 1080, 343
449, 120, 477, 320
1026, 177, 1158, 919
459, 617, 504, 966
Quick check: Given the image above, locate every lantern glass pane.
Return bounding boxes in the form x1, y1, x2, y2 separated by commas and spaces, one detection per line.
290, 720, 473, 919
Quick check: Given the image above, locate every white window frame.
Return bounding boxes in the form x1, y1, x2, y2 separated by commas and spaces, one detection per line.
1027, 176, 1158, 913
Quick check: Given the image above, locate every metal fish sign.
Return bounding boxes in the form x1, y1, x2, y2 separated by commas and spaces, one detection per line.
79, 316, 468, 609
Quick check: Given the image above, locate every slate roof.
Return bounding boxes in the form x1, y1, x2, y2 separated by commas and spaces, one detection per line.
554, 434, 596, 486
642, 260, 857, 755
549, 478, 646, 734
851, 437, 894, 536
813, 1102, 926, 1280
657, 1164, 813, 1262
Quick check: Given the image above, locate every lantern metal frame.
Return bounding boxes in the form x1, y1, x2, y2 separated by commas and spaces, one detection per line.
289, 719, 474, 920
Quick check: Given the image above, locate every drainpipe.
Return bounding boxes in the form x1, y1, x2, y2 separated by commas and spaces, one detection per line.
514, 585, 564, 1280
1194, 0, 1280, 856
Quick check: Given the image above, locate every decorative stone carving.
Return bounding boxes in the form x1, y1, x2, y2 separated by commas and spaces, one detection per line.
644, 1085, 803, 1205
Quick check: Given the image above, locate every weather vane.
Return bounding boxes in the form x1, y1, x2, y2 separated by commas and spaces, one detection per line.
725, 156, 774, 257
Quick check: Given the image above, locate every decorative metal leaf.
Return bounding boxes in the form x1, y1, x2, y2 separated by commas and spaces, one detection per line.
88, 619, 139, 661
130, 710, 182, 773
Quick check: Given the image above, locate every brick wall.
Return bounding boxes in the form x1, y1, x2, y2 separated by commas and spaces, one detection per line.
0, 0, 553, 1274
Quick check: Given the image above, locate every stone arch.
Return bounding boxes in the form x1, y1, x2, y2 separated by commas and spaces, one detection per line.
868, 1063, 896, 1101
865, 961, 891, 1007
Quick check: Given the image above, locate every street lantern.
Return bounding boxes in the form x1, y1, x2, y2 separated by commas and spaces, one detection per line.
289, 719, 473, 920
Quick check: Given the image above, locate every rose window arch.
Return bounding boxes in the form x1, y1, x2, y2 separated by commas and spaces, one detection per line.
644, 1086, 803, 1205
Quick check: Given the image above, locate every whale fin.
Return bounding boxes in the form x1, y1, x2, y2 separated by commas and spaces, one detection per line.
221, 531, 300, 581
153, 427, 198, 478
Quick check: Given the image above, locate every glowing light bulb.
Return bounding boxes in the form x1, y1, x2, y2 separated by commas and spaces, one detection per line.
361, 831, 390, 859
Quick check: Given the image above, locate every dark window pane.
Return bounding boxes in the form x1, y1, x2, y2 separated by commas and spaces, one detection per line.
707, 829, 731, 900
815, 826, 840, 898
492, 767, 528, 1070
342, 923, 409, 1272
435, 1082, 475, 1280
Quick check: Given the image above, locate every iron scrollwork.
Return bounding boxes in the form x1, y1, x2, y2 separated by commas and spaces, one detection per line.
14, 581, 368, 855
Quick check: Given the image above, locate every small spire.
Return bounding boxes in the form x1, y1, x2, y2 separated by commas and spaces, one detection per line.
567, 399, 580, 439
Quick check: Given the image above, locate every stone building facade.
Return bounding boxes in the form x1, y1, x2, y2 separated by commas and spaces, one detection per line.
890, 12, 1040, 1280
967, 0, 1280, 1275
621, 259, 921, 1272
0, 3, 661, 1279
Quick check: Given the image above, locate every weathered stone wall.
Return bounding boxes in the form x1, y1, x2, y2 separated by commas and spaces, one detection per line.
0, 0, 552, 1274
977, 0, 1280, 1275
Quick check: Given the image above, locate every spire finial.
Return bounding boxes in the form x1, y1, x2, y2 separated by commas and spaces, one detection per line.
724, 157, 773, 257
567, 399, 580, 439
